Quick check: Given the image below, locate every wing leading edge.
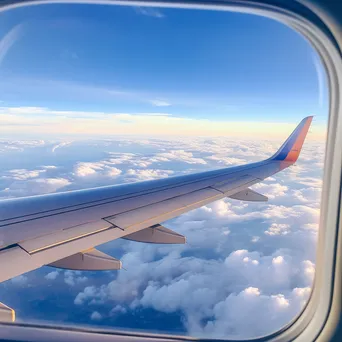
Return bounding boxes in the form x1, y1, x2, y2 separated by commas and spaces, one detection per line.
0, 116, 313, 321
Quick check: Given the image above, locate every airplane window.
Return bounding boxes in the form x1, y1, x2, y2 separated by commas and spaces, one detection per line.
0, 3, 328, 340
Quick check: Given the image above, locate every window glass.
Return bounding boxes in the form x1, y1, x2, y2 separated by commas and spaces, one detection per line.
0, 3, 328, 340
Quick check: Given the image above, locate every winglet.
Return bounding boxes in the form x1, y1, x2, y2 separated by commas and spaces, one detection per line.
272, 116, 313, 163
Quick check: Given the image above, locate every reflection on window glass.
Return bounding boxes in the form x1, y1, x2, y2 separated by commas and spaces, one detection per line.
0, 3, 328, 340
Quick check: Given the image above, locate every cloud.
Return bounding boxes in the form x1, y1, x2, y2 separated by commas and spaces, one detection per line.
2, 168, 45, 180
151, 150, 207, 165
64, 271, 88, 287
134, 7, 165, 18
0, 23, 23, 65
10, 275, 28, 286
74, 286, 99, 305
74, 162, 103, 177
252, 182, 288, 199
45, 271, 59, 280
90, 311, 103, 321
0, 177, 71, 198
206, 155, 246, 166
149, 99, 171, 107
198, 286, 311, 339
73, 245, 315, 338
52, 141, 72, 153
125, 168, 174, 181
265, 223, 290, 236
74, 162, 122, 178
0, 137, 323, 338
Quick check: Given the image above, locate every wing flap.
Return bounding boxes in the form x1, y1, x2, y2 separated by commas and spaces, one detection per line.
122, 224, 185, 244
0, 302, 15, 322
229, 188, 268, 202
48, 248, 121, 270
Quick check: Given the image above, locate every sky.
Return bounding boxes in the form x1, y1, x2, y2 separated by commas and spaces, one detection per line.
0, 2, 329, 340
0, 3, 328, 139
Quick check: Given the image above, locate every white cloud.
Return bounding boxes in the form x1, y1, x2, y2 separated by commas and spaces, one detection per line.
265, 223, 290, 236
110, 305, 127, 316
64, 271, 88, 287
0, 177, 71, 198
106, 167, 122, 177
45, 271, 59, 280
125, 168, 174, 181
52, 141, 72, 153
252, 182, 288, 199
0, 23, 23, 65
134, 6, 165, 18
292, 187, 321, 203
206, 155, 246, 166
151, 150, 207, 165
149, 99, 171, 107
74, 162, 122, 178
10, 275, 28, 286
4, 168, 45, 180
197, 286, 310, 339
74, 162, 103, 177
90, 311, 102, 321
32, 178, 71, 193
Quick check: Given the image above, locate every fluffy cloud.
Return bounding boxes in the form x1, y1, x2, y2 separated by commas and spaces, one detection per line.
64, 271, 88, 286
90, 311, 103, 321
10, 275, 28, 286
252, 182, 288, 199
206, 155, 246, 166
73, 245, 314, 339
125, 168, 174, 181
198, 286, 311, 339
74, 162, 122, 178
45, 271, 60, 281
265, 223, 290, 236
4, 169, 45, 180
0, 177, 71, 198
151, 150, 207, 165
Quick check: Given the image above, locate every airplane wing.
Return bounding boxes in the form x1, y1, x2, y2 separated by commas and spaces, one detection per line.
0, 116, 312, 321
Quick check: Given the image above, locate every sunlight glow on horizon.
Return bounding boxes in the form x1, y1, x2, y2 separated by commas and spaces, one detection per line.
0, 106, 326, 141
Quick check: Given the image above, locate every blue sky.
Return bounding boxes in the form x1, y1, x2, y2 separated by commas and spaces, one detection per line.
0, 3, 328, 128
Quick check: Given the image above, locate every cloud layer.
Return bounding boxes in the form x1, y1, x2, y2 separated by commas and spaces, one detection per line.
0, 135, 324, 339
